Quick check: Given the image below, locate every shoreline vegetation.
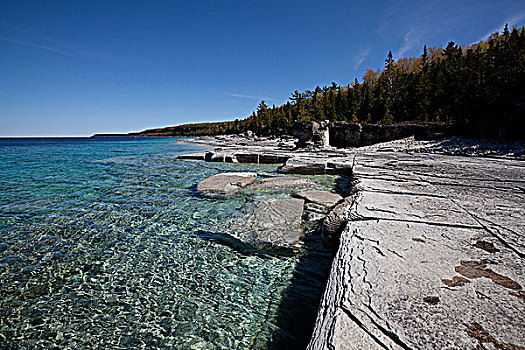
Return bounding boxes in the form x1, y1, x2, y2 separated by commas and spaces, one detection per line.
94, 25, 524, 142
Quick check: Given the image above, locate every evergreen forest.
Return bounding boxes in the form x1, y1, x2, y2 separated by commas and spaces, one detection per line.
136, 25, 525, 139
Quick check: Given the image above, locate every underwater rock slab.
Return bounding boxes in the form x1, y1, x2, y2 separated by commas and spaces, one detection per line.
197, 172, 257, 193
309, 152, 525, 350
246, 176, 319, 191
227, 198, 305, 247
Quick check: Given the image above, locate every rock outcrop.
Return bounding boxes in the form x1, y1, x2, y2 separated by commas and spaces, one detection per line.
197, 172, 257, 193
292, 121, 451, 149
308, 152, 525, 349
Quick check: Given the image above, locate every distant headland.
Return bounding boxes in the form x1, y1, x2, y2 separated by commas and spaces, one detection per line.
93, 25, 524, 142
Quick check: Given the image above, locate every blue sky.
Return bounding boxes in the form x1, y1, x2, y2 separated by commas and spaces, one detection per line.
1, 1, 524, 137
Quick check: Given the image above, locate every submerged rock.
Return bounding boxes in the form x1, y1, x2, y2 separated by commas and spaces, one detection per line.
227, 198, 305, 247
197, 172, 257, 193
246, 176, 319, 191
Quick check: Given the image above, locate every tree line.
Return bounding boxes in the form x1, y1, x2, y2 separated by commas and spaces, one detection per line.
138, 25, 525, 138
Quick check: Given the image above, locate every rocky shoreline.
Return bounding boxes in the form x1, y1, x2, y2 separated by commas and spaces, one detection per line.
177, 134, 524, 349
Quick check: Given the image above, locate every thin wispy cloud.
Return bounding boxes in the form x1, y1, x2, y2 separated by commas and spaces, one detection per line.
224, 92, 273, 102
353, 47, 371, 69
224, 93, 258, 100
397, 30, 420, 57
0, 35, 73, 57
0, 20, 55, 41
476, 13, 525, 42
379, 1, 448, 58
0, 21, 110, 63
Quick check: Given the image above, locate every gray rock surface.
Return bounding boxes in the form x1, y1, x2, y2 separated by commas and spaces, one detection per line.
176, 152, 206, 160
280, 157, 328, 174
197, 172, 257, 193
281, 157, 353, 175
296, 190, 343, 208
227, 198, 305, 247
246, 176, 319, 191
322, 196, 354, 243
309, 152, 525, 349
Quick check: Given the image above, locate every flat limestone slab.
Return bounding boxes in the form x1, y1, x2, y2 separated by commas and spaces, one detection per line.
245, 176, 319, 191
280, 157, 353, 175
176, 152, 206, 160
309, 152, 525, 350
310, 220, 524, 349
227, 198, 305, 247
296, 190, 343, 209
197, 172, 257, 193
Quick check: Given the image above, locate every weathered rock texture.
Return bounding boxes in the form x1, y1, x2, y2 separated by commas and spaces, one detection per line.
292, 121, 330, 148
245, 176, 319, 191
293, 122, 451, 149
296, 190, 343, 209
176, 152, 206, 160
227, 198, 305, 247
308, 152, 525, 349
280, 157, 353, 175
197, 172, 257, 193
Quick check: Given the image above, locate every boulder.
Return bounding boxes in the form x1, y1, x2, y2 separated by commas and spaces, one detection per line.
321, 197, 353, 243
197, 172, 257, 193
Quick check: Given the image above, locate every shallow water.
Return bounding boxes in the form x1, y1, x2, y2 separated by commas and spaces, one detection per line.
0, 137, 335, 349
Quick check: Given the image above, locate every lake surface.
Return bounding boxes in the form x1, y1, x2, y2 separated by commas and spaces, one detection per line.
0, 137, 335, 349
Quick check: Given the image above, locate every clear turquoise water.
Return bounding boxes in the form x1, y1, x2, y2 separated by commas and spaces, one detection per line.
0, 138, 335, 349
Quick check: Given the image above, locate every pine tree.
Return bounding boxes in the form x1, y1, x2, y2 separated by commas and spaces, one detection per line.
385, 50, 394, 69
